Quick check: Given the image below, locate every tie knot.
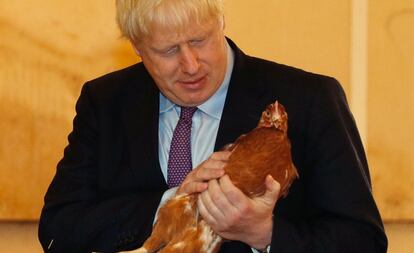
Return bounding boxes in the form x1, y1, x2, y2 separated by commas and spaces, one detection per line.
180, 107, 197, 120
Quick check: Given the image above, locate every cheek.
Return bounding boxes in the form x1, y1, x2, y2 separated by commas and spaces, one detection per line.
202, 49, 223, 67
150, 62, 179, 85
203, 49, 227, 79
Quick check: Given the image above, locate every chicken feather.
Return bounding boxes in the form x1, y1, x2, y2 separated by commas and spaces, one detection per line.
129, 101, 298, 253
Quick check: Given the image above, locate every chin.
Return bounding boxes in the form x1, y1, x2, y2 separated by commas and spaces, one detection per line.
174, 92, 211, 107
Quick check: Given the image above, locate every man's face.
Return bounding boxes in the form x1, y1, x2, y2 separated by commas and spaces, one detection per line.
134, 19, 228, 107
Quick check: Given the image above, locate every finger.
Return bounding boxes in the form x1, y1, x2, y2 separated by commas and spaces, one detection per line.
177, 162, 225, 195
198, 193, 218, 226
200, 182, 227, 220
198, 159, 227, 173
260, 175, 281, 205
193, 167, 225, 182
192, 157, 226, 178
209, 151, 232, 161
208, 177, 241, 221
177, 181, 208, 195
181, 161, 224, 187
218, 175, 248, 209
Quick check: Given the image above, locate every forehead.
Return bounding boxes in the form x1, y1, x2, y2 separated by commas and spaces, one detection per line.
143, 19, 219, 47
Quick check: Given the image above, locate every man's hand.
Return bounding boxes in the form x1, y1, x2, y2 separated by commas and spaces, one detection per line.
197, 174, 280, 250
176, 151, 230, 195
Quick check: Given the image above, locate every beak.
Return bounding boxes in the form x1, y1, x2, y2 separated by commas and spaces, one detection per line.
274, 101, 280, 116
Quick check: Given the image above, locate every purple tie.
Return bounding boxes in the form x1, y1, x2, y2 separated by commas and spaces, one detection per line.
167, 107, 197, 188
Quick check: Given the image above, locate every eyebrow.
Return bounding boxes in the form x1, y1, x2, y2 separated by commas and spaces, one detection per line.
147, 28, 213, 53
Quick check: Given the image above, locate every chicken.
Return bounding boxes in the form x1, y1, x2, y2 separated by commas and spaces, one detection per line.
132, 101, 298, 253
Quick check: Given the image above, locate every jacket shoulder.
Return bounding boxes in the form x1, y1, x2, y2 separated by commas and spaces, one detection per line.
85, 63, 149, 91
246, 56, 338, 87
243, 56, 345, 102
78, 63, 156, 105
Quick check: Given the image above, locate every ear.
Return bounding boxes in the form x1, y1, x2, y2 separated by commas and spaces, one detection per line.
131, 43, 141, 56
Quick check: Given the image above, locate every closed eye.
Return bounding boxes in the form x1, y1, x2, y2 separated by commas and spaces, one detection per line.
162, 45, 179, 56
189, 38, 205, 46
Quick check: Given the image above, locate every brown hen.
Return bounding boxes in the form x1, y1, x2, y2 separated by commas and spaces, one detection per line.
130, 101, 298, 253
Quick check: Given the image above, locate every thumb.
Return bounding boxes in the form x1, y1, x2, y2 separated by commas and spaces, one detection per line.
261, 175, 281, 206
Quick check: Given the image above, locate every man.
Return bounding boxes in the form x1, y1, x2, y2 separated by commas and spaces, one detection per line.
39, 0, 388, 252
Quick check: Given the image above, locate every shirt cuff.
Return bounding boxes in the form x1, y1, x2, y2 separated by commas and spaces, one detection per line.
251, 245, 271, 253
251, 248, 261, 253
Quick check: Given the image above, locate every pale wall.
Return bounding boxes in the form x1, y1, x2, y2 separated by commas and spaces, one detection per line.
367, 0, 414, 220
0, 0, 136, 219
0, 0, 412, 221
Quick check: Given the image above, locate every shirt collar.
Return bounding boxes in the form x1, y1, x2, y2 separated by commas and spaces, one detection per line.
160, 40, 235, 119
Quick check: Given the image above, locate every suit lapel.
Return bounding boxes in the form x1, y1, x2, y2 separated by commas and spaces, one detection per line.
121, 66, 167, 189
215, 40, 267, 150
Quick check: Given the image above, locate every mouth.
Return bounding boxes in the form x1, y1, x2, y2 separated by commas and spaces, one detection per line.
178, 75, 207, 89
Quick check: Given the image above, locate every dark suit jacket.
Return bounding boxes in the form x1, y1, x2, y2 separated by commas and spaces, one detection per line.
39, 39, 387, 253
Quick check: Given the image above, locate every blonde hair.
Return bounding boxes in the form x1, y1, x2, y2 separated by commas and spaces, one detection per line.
116, 0, 224, 43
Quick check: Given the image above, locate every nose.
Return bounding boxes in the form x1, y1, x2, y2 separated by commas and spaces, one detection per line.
180, 46, 200, 75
